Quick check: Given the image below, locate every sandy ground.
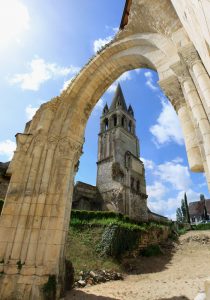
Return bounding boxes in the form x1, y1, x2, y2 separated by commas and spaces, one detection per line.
66, 231, 210, 300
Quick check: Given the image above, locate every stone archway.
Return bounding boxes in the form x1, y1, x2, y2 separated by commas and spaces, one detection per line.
0, 0, 210, 299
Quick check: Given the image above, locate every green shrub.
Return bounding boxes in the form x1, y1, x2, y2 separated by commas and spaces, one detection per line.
192, 223, 210, 230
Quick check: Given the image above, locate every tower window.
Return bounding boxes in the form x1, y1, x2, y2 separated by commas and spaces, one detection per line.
121, 116, 126, 127
137, 180, 140, 192
128, 121, 132, 132
104, 118, 109, 130
131, 177, 134, 189
113, 114, 117, 127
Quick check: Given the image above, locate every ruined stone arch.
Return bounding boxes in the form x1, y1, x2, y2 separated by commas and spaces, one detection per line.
1, 0, 210, 299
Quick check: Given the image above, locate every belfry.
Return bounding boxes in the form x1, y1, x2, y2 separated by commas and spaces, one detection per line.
96, 84, 148, 221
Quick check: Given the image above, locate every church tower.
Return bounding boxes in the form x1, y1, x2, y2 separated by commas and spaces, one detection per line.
96, 84, 148, 221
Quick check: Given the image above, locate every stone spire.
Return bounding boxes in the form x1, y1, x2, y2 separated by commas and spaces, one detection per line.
128, 104, 134, 116
109, 83, 127, 112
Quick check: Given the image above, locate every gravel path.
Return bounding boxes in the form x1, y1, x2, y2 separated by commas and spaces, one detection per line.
66, 231, 210, 300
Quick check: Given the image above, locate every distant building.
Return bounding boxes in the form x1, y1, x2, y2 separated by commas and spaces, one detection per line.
189, 198, 210, 223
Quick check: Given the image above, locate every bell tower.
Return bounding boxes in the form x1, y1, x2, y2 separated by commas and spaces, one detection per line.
96, 84, 148, 221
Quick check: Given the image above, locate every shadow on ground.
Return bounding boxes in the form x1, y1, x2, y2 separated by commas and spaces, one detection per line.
66, 290, 119, 300
122, 239, 179, 275
158, 297, 189, 300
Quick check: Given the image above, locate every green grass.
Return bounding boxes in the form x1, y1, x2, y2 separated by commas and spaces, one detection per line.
192, 223, 210, 230
67, 210, 172, 279
66, 226, 121, 280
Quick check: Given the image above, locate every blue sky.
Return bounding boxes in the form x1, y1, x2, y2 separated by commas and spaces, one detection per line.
0, 0, 209, 220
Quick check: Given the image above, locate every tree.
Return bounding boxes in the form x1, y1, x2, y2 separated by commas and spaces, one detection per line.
184, 193, 191, 224
176, 207, 183, 223
176, 193, 190, 224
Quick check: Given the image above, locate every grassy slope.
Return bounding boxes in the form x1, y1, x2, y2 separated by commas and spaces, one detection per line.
66, 210, 172, 279
66, 226, 122, 279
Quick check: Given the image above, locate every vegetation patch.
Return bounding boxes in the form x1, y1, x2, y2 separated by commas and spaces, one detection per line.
97, 224, 140, 257
192, 223, 210, 230
67, 210, 172, 280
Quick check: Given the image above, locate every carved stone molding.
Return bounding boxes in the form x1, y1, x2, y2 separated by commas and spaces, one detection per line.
57, 137, 83, 159
15, 133, 33, 153
159, 75, 186, 111
179, 43, 201, 70
171, 61, 191, 86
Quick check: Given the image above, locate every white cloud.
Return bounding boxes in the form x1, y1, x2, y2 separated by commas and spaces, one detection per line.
155, 161, 191, 190
143, 156, 199, 219
107, 71, 132, 94
141, 157, 155, 170
93, 26, 118, 53
144, 71, 158, 91
0, 140, 16, 160
61, 77, 76, 92
93, 36, 113, 53
148, 188, 200, 220
9, 57, 80, 91
147, 181, 168, 199
25, 105, 38, 120
150, 98, 184, 146
0, 0, 30, 46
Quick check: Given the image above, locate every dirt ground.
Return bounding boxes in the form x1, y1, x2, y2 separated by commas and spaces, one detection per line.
66, 230, 210, 300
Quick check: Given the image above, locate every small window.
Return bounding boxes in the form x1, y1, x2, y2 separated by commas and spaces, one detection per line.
137, 180, 140, 192
104, 118, 108, 130
128, 121, 132, 132
113, 114, 117, 127
131, 177, 134, 189
121, 116, 126, 127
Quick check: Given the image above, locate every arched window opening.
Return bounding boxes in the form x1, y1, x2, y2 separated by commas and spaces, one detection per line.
137, 180, 140, 192
128, 120, 132, 133
121, 115, 126, 128
104, 118, 109, 130
131, 176, 134, 189
113, 114, 117, 127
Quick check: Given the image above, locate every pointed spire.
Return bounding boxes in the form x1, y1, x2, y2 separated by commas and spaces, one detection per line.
109, 83, 127, 112
103, 103, 109, 115
128, 104, 134, 116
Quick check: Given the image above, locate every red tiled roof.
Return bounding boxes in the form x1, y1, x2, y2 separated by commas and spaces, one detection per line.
189, 199, 210, 217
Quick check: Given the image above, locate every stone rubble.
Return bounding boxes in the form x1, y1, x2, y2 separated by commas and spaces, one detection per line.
74, 270, 123, 288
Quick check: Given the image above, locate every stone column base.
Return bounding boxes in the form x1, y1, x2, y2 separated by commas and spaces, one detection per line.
0, 273, 50, 300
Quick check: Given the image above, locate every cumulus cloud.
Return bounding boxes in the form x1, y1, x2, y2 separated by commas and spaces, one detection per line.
141, 157, 155, 170
142, 156, 199, 219
25, 105, 38, 120
9, 57, 80, 91
93, 36, 113, 53
0, 140, 16, 160
150, 98, 184, 146
93, 26, 118, 53
0, 0, 30, 45
147, 181, 168, 200
155, 161, 191, 191
144, 71, 158, 91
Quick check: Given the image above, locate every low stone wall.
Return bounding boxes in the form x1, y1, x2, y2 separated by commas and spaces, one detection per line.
130, 225, 171, 257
